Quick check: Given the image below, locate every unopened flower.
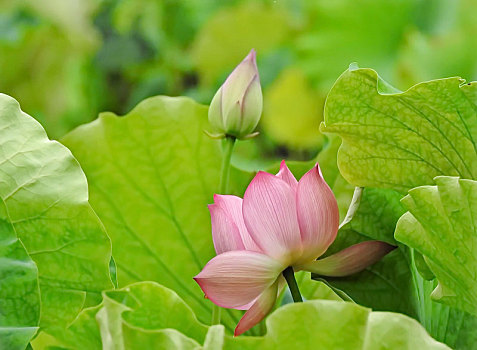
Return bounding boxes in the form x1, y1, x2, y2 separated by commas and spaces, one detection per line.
194, 161, 395, 336
207, 49, 262, 140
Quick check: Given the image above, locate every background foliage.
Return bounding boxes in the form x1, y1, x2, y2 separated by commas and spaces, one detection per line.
1, 0, 476, 152
2, 0, 477, 349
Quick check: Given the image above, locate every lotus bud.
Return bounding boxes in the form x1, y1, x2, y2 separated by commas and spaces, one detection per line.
208, 49, 262, 139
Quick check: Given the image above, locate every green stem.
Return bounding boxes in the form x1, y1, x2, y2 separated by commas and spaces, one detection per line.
219, 136, 236, 193
282, 266, 303, 302
211, 304, 221, 325
211, 136, 236, 325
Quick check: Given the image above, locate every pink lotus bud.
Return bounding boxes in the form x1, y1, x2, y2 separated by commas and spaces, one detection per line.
194, 161, 395, 335
208, 49, 262, 139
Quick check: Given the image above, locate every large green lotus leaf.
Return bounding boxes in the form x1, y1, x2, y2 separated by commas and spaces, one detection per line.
34, 282, 205, 349
395, 176, 477, 316
43, 281, 448, 350
96, 282, 206, 350
226, 300, 449, 350
99, 282, 208, 345
119, 329, 200, 350
343, 188, 405, 244
0, 94, 113, 334
0, 206, 40, 350
410, 264, 477, 350
363, 311, 448, 350
62, 96, 252, 333
321, 69, 477, 348
31, 306, 103, 350
321, 66, 477, 191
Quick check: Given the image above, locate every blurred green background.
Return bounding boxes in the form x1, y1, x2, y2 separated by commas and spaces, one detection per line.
1, 0, 476, 159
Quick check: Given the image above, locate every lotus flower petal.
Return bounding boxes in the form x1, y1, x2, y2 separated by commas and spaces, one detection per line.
296, 164, 339, 263
234, 280, 279, 336
208, 87, 226, 132
276, 160, 298, 191
194, 250, 283, 309
234, 299, 256, 311
243, 171, 302, 264
299, 241, 395, 277
208, 49, 262, 139
240, 75, 263, 136
222, 50, 258, 112
211, 195, 261, 253
235, 275, 286, 311
209, 203, 245, 254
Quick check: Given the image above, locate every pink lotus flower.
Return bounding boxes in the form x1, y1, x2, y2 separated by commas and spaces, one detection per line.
194, 161, 394, 336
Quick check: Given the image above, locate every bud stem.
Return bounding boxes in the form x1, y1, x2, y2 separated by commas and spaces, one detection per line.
211, 136, 237, 326
282, 266, 303, 303
219, 136, 236, 194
